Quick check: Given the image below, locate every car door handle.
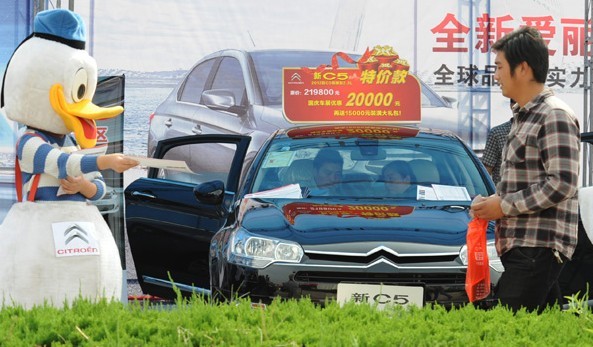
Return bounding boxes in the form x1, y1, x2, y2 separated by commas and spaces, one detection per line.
164, 118, 172, 127
191, 125, 202, 134
131, 191, 156, 199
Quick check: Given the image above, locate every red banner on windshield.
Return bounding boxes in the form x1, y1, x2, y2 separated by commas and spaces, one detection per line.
286, 124, 420, 140
282, 203, 414, 225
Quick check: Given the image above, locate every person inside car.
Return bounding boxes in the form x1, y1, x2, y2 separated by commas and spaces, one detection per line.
310, 148, 343, 195
381, 160, 417, 198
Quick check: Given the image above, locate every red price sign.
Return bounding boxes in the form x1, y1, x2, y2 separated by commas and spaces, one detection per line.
282, 67, 421, 123
282, 202, 415, 225
286, 124, 420, 140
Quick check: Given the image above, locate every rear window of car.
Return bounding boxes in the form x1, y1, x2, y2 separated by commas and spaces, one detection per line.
250, 134, 489, 200
251, 51, 358, 106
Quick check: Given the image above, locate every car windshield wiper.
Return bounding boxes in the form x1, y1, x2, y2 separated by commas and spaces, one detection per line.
419, 202, 471, 212
442, 204, 470, 212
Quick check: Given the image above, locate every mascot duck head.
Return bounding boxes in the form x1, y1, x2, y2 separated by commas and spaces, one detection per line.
1, 8, 122, 149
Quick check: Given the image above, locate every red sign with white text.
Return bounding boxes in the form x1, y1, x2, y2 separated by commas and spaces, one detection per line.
282, 67, 421, 123
282, 203, 414, 225
286, 124, 420, 140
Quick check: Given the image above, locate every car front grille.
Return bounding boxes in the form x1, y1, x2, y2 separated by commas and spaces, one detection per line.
293, 271, 465, 285
305, 249, 459, 264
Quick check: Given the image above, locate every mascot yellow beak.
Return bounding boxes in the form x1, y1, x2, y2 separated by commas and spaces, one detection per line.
50, 83, 123, 148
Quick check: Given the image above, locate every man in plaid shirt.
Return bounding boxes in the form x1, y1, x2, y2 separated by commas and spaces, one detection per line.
471, 26, 580, 313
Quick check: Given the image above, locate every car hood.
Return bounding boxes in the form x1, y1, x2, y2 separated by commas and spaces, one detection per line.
238, 198, 472, 247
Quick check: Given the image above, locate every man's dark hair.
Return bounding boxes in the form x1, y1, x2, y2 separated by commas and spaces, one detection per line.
491, 26, 548, 83
313, 148, 343, 169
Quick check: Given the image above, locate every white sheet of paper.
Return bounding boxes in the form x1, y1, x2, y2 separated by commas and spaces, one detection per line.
244, 183, 302, 199
128, 156, 192, 173
431, 184, 471, 201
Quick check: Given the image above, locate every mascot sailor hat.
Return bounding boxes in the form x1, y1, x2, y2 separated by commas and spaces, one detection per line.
1, 8, 123, 148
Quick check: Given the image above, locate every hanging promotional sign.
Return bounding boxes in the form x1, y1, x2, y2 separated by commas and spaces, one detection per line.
283, 46, 421, 124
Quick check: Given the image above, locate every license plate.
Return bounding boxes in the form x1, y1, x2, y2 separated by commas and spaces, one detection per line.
337, 283, 424, 309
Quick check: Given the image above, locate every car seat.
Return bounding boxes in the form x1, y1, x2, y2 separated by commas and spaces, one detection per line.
341, 172, 375, 196
409, 159, 440, 185
280, 159, 315, 187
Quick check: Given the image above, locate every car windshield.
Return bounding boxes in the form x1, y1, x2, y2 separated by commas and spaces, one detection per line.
250, 133, 489, 200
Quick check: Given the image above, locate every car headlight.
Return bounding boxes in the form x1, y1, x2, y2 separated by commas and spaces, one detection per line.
228, 228, 304, 269
459, 241, 505, 272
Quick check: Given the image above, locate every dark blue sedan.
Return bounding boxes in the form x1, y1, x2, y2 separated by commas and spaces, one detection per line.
125, 124, 502, 308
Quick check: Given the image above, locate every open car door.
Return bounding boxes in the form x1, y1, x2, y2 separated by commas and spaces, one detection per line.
125, 134, 250, 299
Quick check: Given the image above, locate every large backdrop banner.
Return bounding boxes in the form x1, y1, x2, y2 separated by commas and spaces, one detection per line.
1, 0, 587, 141
3, 1, 587, 119
0, 0, 589, 222
88, 0, 587, 133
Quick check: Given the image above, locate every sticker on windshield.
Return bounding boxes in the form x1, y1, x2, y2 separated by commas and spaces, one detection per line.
262, 151, 295, 168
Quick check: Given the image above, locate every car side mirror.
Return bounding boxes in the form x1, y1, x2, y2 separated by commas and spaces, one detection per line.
202, 89, 245, 115
194, 180, 225, 205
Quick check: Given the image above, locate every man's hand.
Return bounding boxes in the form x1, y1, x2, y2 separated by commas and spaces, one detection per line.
97, 154, 139, 173
470, 194, 504, 220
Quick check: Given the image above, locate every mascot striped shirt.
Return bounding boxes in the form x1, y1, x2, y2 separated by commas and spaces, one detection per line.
16, 129, 106, 202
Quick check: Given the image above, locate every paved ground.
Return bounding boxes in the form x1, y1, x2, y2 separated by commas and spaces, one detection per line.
124, 229, 143, 297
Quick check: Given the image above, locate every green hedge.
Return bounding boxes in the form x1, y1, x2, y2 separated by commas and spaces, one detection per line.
1, 296, 592, 346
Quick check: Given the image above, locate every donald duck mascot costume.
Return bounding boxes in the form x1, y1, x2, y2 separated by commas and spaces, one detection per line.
0, 9, 138, 308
